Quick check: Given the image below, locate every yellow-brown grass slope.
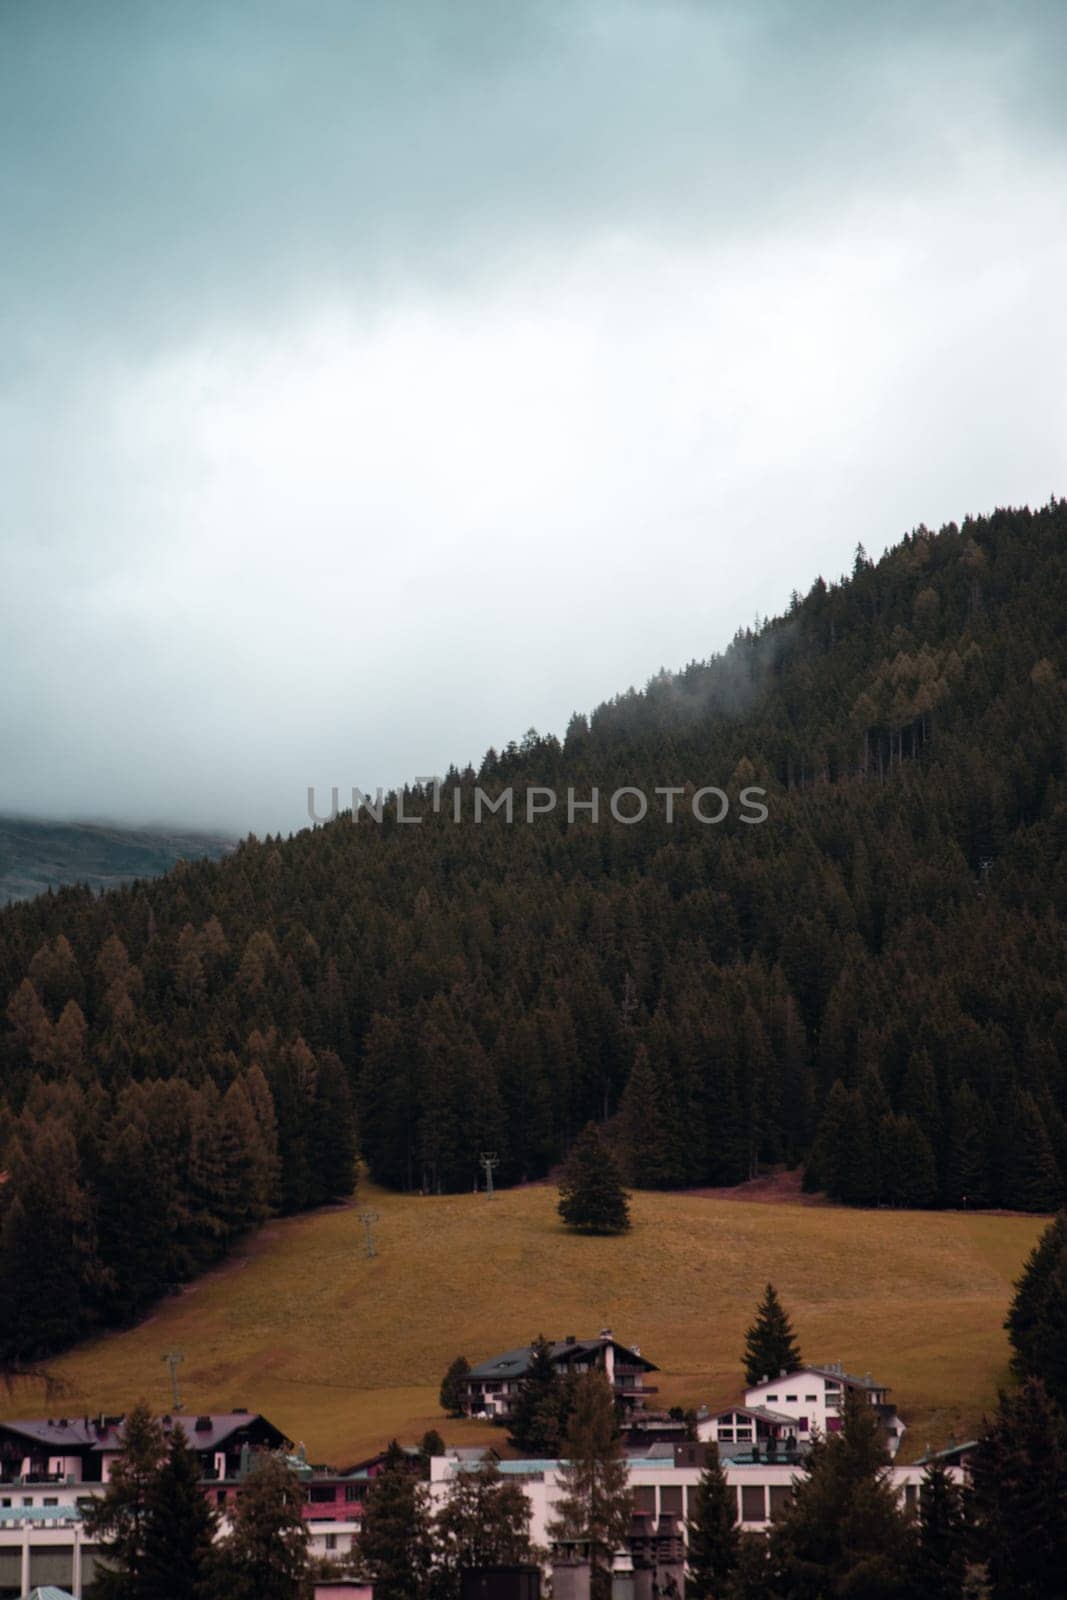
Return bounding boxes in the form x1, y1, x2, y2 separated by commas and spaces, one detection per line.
1, 1183, 1042, 1465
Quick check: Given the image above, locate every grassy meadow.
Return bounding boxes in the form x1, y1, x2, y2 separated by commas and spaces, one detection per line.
1, 1184, 1042, 1466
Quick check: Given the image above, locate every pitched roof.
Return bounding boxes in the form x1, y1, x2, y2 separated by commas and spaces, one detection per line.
708, 1403, 800, 1425
0, 1412, 287, 1454
745, 1365, 889, 1394
467, 1337, 657, 1380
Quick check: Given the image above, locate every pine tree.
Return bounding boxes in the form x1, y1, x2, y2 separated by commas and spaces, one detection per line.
311, 1050, 357, 1202
967, 1378, 1067, 1600
914, 1455, 966, 1600
557, 1123, 630, 1234
508, 1334, 572, 1456
0, 1117, 93, 1362
140, 1424, 218, 1600
742, 1284, 802, 1387
618, 1044, 668, 1187
216, 1451, 312, 1600
438, 1353, 470, 1417
806, 1079, 851, 1197
82, 1402, 165, 1599
1005, 1211, 1067, 1412
767, 1386, 916, 1599
685, 1440, 740, 1599
945, 1081, 991, 1209
1001, 1092, 1062, 1213
880, 1113, 938, 1208
547, 1370, 634, 1600
358, 1439, 434, 1600
431, 1454, 534, 1599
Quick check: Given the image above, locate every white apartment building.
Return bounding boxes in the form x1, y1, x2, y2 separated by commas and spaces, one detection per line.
428, 1443, 946, 1554
741, 1363, 906, 1456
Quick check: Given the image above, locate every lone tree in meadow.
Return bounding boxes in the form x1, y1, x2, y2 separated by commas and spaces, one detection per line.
548, 1370, 633, 1600
557, 1122, 631, 1235
742, 1283, 802, 1387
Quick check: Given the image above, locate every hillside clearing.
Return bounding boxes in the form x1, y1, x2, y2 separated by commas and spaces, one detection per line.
1, 1184, 1042, 1465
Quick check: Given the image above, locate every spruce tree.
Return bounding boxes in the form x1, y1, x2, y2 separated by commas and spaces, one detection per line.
618, 1044, 668, 1187
914, 1455, 966, 1600
432, 1454, 534, 1599
742, 1283, 802, 1387
557, 1122, 630, 1234
140, 1424, 219, 1600
880, 1114, 938, 1208
358, 1439, 434, 1600
547, 1370, 634, 1600
1005, 1211, 1067, 1411
967, 1378, 1067, 1600
767, 1386, 916, 1599
685, 1441, 740, 1599
438, 1353, 470, 1416
216, 1451, 312, 1600
945, 1081, 990, 1209
1001, 1092, 1063, 1213
82, 1402, 165, 1599
508, 1334, 571, 1456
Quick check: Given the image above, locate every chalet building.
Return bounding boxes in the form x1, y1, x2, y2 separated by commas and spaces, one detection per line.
741, 1363, 906, 1456
0, 1411, 288, 1494
460, 1329, 658, 1420
0, 1411, 371, 1595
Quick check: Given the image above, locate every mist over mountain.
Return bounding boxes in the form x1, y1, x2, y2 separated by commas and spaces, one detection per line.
0, 500, 1064, 1363
0, 817, 233, 907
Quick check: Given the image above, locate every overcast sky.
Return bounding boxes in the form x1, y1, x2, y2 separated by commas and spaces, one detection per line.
2, 0, 1065, 834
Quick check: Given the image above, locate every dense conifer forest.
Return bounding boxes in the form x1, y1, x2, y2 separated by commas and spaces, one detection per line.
1, 501, 1065, 1362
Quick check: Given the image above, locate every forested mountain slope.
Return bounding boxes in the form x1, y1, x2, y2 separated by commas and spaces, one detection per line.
1, 501, 1064, 1363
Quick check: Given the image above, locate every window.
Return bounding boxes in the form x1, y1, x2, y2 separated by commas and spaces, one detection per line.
216, 1490, 226, 1506
717, 1429, 734, 1442
325, 1534, 337, 1551
785, 1394, 798, 1403
633, 1486, 655, 1516
308, 1486, 336, 1503
805, 1394, 817, 1402
766, 1395, 778, 1403
344, 1485, 362, 1502
740, 1485, 766, 1522
735, 1428, 753, 1441
660, 1486, 683, 1516
43, 1497, 58, 1506
769, 1485, 792, 1519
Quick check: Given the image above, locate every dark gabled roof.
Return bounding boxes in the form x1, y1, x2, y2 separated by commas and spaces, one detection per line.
466, 1337, 657, 1381
0, 1412, 288, 1455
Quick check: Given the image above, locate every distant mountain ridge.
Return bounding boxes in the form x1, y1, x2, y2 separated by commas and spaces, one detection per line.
0, 816, 234, 905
